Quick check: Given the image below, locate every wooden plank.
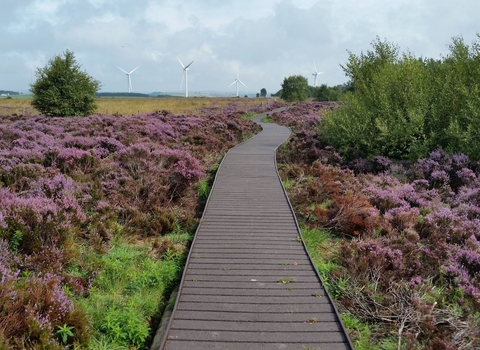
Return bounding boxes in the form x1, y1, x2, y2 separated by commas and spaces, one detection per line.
173, 310, 339, 322
180, 287, 326, 297
171, 320, 342, 332
175, 302, 336, 313
164, 341, 348, 350
166, 330, 347, 343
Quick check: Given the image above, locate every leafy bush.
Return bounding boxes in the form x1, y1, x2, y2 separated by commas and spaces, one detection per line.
30, 50, 100, 117
312, 84, 348, 102
321, 34, 480, 161
281, 75, 310, 102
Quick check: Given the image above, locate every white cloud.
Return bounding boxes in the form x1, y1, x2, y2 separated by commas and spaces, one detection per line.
1, 0, 479, 93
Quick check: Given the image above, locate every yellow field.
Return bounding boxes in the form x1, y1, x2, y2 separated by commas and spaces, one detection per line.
0, 96, 273, 116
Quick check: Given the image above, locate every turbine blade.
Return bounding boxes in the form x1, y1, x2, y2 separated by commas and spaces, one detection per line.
228, 80, 236, 87
239, 79, 248, 88
313, 60, 318, 72
129, 66, 140, 74
117, 66, 128, 74
177, 57, 185, 69
184, 60, 194, 69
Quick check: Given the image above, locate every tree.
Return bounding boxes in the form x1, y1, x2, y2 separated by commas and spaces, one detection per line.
280, 75, 309, 102
322, 38, 430, 160
321, 34, 480, 160
31, 50, 100, 117
313, 84, 329, 101
260, 88, 267, 97
313, 84, 345, 102
271, 89, 282, 97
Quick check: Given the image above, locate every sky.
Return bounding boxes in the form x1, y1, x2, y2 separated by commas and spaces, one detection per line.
1, 0, 479, 96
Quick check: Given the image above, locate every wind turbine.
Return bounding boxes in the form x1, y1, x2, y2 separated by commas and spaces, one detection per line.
229, 70, 248, 97
117, 66, 139, 93
312, 60, 324, 87
177, 57, 194, 97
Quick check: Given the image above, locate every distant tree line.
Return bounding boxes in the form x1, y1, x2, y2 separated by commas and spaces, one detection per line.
311, 82, 353, 101
271, 78, 351, 102
0, 90, 20, 96
96, 92, 151, 98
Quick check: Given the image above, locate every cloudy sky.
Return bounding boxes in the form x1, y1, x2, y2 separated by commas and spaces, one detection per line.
1, 0, 479, 95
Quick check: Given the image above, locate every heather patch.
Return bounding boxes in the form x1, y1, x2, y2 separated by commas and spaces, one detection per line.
0, 102, 274, 348
273, 101, 480, 349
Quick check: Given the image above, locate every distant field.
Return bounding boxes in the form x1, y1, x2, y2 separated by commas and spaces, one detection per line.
0, 96, 273, 115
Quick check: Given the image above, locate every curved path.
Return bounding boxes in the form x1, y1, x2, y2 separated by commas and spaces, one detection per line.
159, 110, 353, 350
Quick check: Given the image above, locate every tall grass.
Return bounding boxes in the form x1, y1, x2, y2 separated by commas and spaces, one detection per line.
78, 233, 187, 349
0, 97, 272, 116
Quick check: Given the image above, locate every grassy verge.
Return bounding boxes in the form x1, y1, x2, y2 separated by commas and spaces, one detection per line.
78, 161, 219, 349
301, 226, 399, 349
77, 230, 190, 349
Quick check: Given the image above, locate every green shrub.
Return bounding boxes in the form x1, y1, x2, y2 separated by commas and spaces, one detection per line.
80, 237, 181, 348
322, 34, 480, 160
281, 75, 309, 102
31, 50, 100, 117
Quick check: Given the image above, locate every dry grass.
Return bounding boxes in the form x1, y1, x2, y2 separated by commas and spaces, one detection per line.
0, 96, 273, 116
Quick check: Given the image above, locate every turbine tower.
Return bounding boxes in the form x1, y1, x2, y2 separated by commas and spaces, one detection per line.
229, 70, 248, 97
117, 66, 139, 93
312, 60, 324, 87
177, 57, 194, 97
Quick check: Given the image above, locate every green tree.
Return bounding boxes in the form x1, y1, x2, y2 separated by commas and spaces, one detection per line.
31, 50, 100, 117
321, 34, 480, 160
281, 75, 309, 102
260, 88, 267, 97
313, 84, 344, 101
427, 35, 480, 156
321, 37, 430, 159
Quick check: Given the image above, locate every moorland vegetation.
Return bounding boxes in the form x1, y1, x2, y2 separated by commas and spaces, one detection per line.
271, 34, 480, 349
323, 35, 480, 161
1, 33, 480, 349
0, 96, 272, 117
0, 100, 285, 348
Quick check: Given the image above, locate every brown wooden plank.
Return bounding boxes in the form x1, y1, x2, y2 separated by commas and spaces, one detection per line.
175, 302, 336, 313
180, 287, 326, 297
164, 341, 348, 350
171, 320, 342, 332
173, 310, 338, 323
184, 270, 316, 277
186, 263, 311, 269
178, 295, 332, 305
184, 258, 310, 265
166, 330, 347, 343
182, 280, 322, 289
182, 275, 320, 283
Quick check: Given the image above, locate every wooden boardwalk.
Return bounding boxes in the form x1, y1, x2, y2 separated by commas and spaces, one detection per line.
159, 110, 353, 350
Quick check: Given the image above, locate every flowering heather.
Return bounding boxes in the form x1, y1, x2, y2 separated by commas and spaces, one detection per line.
0, 104, 265, 347
274, 101, 480, 348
